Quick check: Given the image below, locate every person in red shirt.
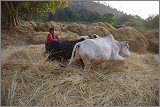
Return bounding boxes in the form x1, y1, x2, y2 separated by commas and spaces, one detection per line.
47, 27, 61, 43
45, 27, 61, 54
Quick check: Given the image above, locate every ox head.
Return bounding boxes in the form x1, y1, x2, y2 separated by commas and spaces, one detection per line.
119, 41, 130, 57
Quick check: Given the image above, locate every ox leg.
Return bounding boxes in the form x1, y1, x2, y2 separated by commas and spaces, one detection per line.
47, 53, 61, 61
46, 49, 55, 61
53, 51, 62, 62
56, 57, 61, 62
110, 60, 114, 67
47, 54, 53, 61
67, 58, 77, 63
84, 64, 91, 72
114, 55, 124, 60
83, 59, 94, 72
102, 61, 114, 69
50, 54, 56, 61
102, 62, 107, 69
81, 55, 89, 72
88, 59, 94, 71
124, 60, 129, 68
80, 59, 84, 68
55, 53, 62, 62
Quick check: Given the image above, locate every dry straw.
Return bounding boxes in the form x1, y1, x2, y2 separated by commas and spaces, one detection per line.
1, 44, 159, 106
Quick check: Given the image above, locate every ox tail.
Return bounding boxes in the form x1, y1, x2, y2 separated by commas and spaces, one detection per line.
60, 43, 79, 68
67, 43, 79, 66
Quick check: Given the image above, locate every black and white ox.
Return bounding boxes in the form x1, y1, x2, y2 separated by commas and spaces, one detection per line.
47, 34, 100, 61
67, 34, 130, 71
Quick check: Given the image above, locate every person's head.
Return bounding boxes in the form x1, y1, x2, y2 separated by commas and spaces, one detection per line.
49, 27, 55, 34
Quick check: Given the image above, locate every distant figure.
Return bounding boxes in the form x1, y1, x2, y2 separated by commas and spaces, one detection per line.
44, 27, 61, 57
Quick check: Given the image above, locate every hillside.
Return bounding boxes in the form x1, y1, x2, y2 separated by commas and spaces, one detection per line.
69, 1, 124, 16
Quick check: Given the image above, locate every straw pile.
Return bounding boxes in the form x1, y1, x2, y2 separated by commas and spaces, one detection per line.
8, 21, 156, 54
144, 29, 159, 53
35, 21, 64, 32
21, 21, 37, 30
31, 31, 79, 44
90, 22, 116, 32
1, 26, 34, 48
66, 23, 110, 36
110, 27, 149, 53
1, 44, 159, 106
7, 21, 151, 54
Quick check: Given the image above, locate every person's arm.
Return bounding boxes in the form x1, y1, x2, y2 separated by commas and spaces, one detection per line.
55, 34, 61, 41
50, 33, 55, 40
47, 33, 54, 43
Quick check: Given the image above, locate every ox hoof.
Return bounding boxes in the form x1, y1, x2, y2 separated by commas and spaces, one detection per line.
60, 64, 66, 67
78, 72, 83, 75
124, 64, 129, 68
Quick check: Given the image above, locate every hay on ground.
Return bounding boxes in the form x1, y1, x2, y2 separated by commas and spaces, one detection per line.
21, 21, 37, 30
1, 44, 159, 106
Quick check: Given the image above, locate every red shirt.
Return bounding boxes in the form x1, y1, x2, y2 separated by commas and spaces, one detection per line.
47, 33, 61, 43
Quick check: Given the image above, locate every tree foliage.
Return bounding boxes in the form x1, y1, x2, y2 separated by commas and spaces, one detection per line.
125, 15, 145, 28
19, 1, 68, 21
45, 7, 116, 26
48, 7, 78, 22
1, 1, 68, 27
145, 15, 159, 29
2, 1, 158, 30
1, 1, 23, 27
44, 7, 102, 22
101, 13, 116, 25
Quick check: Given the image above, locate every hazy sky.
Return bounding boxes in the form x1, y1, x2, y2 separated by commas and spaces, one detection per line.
94, 1, 159, 19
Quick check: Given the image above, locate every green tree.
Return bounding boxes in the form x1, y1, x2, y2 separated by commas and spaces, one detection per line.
125, 15, 145, 28
50, 7, 78, 22
1, 1, 68, 27
48, 7, 102, 22
116, 14, 133, 26
101, 13, 116, 25
145, 15, 159, 29
20, 1, 68, 21
1, 1, 24, 27
116, 14, 146, 30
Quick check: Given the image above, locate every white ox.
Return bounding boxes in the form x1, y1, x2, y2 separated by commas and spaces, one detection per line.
68, 34, 130, 71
